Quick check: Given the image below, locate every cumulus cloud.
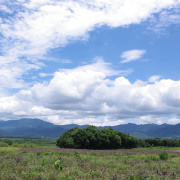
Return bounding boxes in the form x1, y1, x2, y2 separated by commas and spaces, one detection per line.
0, 61, 180, 125
120, 49, 146, 63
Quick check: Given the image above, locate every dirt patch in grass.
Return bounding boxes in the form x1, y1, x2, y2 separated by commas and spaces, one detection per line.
19, 147, 180, 155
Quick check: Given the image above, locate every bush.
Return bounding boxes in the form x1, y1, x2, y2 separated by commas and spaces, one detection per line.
54, 158, 63, 170
0, 142, 9, 147
158, 151, 169, 160
3, 140, 13, 146
12, 143, 22, 147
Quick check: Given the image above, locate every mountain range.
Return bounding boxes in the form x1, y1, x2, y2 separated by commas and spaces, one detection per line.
0, 118, 180, 139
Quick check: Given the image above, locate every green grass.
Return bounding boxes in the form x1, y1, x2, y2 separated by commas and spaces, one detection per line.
0, 147, 179, 179
0, 141, 57, 148
0, 147, 19, 153
0, 136, 57, 148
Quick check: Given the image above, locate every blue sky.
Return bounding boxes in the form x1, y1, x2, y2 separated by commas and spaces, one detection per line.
0, 0, 180, 125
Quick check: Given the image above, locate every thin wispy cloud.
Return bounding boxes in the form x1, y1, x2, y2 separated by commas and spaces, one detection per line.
148, 75, 161, 83
148, 7, 180, 34
120, 49, 146, 63
1, 0, 179, 58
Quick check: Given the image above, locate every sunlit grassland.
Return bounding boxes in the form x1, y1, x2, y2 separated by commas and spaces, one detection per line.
0, 139, 57, 148
0, 147, 19, 153
0, 147, 179, 179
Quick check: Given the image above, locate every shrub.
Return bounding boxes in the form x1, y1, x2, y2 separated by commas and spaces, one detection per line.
20, 150, 28, 154
55, 158, 63, 170
90, 152, 98, 156
36, 151, 43, 156
0, 142, 9, 147
23, 143, 36, 148
158, 152, 169, 160
74, 152, 81, 160
116, 152, 121, 159
129, 174, 136, 180
12, 143, 21, 147
3, 140, 13, 146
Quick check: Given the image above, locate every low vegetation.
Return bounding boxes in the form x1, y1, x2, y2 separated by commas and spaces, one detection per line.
0, 136, 57, 148
0, 147, 179, 179
0, 129, 180, 179
158, 151, 169, 160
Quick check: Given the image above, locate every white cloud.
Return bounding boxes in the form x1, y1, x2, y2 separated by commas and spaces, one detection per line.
120, 49, 146, 63
60, 59, 72, 64
0, 61, 180, 125
39, 73, 54, 78
0, 0, 179, 90
0, 58, 41, 89
167, 117, 180, 124
1, 1, 180, 56
24, 62, 180, 125
148, 75, 161, 83
138, 115, 163, 125
0, 5, 12, 14
148, 7, 180, 33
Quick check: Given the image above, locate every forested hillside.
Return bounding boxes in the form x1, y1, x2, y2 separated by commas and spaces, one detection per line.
0, 119, 179, 138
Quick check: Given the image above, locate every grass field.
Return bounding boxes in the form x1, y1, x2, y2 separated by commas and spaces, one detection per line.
0, 147, 179, 180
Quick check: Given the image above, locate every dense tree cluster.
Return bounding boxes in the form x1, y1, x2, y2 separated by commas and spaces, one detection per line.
139, 138, 180, 147
56, 126, 138, 149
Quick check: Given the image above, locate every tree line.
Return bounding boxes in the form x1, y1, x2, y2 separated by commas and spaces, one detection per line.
56, 126, 180, 149
139, 137, 180, 147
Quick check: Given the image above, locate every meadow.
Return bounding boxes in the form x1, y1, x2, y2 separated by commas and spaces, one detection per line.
0, 146, 179, 180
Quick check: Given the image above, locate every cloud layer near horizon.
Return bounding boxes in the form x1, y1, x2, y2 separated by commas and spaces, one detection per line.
0, 61, 180, 125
